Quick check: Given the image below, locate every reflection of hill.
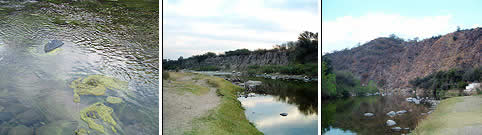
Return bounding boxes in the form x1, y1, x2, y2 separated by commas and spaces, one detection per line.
241, 77, 317, 115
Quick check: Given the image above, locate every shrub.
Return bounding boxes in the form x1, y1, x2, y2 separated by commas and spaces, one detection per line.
162, 71, 170, 80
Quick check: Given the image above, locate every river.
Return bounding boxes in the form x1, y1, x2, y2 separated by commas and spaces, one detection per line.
209, 74, 318, 135
0, 1, 158, 135
322, 96, 431, 135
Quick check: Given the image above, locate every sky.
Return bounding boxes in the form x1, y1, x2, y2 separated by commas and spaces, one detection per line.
163, 0, 319, 60
322, 0, 482, 55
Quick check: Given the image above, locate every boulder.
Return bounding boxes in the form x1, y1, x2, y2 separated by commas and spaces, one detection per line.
0, 112, 14, 122
387, 111, 396, 117
386, 120, 396, 126
245, 81, 262, 86
16, 109, 43, 126
280, 113, 288, 116
396, 110, 407, 115
391, 127, 402, 132
44, 40, 64, 53
364, 113, 374, 117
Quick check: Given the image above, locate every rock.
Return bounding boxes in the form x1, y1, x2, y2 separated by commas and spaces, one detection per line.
391, 126, 402, 131
397, 110, 407, 115
44, 40, 63, 53
406, 97, 413, 102
386, 120, 396, 126
245, 80, 262, 86
387, 111, 396, 117
8, 125, 33, 135
421, 113, 427, 115
404, 128, 410, 130
0, 105, 3, 112
414, 99, 420, 104
280, 113, 288, 116
364, 113, 374, 117
427, 110, 433, 114
0, 112, 14, 122
16, 109, 43, 126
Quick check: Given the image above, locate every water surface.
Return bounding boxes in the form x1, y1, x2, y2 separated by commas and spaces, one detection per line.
322, 96, 430, 135
235, 77, 318, 135
0, 1, 158, 134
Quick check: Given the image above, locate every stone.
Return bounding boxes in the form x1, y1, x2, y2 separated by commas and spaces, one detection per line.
391, 127, 402, 132
8, 125, 33, 135
364, 113, 374, 117
414, 99, 420, 104
44, 40, 64, 53
0, 112, 14, 122
397, 110, 407, 115
280, 113, 288, 116
16, 109, 43, 126
386, 120, 396, 126
387, 111, 396, 117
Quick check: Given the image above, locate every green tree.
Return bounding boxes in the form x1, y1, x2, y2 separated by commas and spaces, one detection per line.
322, 62, 336, 98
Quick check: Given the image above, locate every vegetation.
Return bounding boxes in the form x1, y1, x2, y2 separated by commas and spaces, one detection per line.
162, 31, 318, 73
409, 67, 481, 98
322, 57, 379, 98
184, 73, 263, 135
164, 72, 210, 95
246, 63, 317, 76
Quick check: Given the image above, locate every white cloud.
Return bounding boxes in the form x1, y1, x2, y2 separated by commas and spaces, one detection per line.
164, 0, 319, 59
322, 13, 456, 53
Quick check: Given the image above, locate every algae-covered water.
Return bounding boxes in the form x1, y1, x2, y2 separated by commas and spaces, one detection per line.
0, 0, 158, 134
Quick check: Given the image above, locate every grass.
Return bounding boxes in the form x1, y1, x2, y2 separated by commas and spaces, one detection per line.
184, 74, 263, 135
165, 72, 209, 96
412, 96, 482, 135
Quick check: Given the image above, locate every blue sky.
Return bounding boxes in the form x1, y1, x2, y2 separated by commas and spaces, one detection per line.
322, 0, 482, 54
163, 0, 319, 60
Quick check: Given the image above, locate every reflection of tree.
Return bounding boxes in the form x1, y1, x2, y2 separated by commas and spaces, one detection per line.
241, 77, 318, 115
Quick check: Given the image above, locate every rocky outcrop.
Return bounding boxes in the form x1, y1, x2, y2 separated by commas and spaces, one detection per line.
324, 28, 481, 89
182, 51, 293, 70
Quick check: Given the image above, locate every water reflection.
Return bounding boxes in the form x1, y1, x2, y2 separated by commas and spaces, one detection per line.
235, 77, 318, 135
322, 96, 430, 135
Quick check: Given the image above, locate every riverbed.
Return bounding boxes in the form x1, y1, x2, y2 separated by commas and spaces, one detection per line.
0, 1, 158, 134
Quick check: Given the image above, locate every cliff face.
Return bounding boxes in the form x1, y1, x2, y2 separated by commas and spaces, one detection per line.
183, 51, 294, 69
324, 28, 481, 89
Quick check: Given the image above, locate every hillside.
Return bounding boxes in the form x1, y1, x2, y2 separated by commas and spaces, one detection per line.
324, 27, 481, 89
163, 31, 318, 75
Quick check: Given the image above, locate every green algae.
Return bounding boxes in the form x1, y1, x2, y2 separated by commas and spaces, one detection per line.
70, 75, 128, 102
74, 128, 88, 135
80, 102, 118, 134
106, 96, 122, 104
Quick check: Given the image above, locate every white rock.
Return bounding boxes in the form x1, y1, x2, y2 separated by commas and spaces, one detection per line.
387, 111, 396, 117
364, 113, 374, 117
391, 126, 402, 131
386, 120, 397, 126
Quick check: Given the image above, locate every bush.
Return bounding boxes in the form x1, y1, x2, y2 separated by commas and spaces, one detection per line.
162, 71, 170, 80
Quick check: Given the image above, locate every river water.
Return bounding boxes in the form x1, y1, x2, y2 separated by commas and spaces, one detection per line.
322, 96, 431, 135
0, 1, 158, 135
233, 77, 318, 135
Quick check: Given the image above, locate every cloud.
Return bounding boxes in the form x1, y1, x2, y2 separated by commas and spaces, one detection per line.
322, 13, 456, 54
163, 0, 319, 59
